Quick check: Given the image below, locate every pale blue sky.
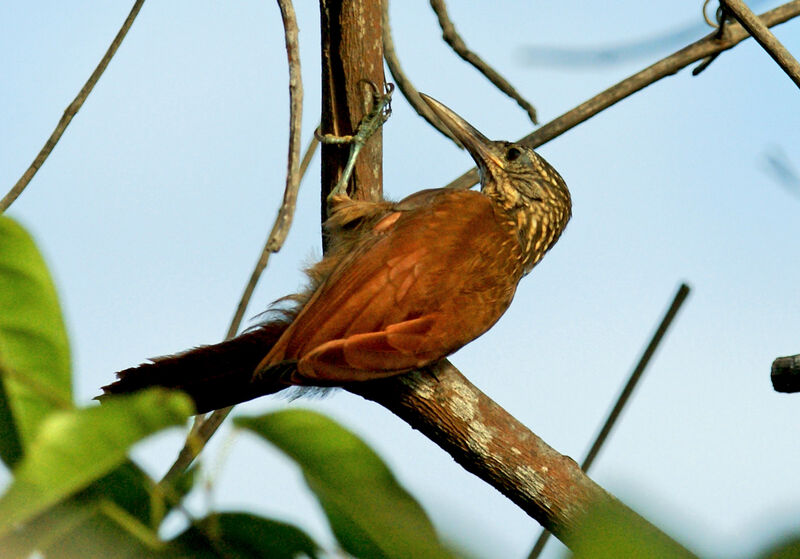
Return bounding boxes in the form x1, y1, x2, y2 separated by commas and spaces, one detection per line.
2, 2, 800, 557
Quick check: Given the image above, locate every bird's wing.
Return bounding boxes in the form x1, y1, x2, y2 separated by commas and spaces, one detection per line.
257, 189, 522, 384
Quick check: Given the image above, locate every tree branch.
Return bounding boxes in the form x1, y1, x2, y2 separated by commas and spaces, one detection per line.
0, 0, 146, 213
444, 0, 800, 191
721, 0, 800, 88
429, 0, 538, 124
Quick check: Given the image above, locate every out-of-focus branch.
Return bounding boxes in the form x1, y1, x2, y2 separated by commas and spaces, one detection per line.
382, 1, 463, 147
444, 0, 800, 191
1, 0, 146, 213
721, 0, 800, 88
161, 0, 305, 486
772, 353, 800, 393
528, 283, 691, 558
429, 0, 538, 124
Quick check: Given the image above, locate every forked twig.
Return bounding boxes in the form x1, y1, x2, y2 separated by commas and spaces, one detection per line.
161, 0, 305, 486
1, 0, 146, 213
429, 0, 538, 124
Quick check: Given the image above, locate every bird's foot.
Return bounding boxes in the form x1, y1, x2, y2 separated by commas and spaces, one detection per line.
317, 82, 394, 203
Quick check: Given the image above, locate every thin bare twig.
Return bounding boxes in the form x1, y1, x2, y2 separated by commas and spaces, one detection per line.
528, 283, 691, 559
721, 0, 800, 88
0, 0, 145, 213
161, 0, 305, 486
445, 0, 800, 191
381, 1, 463, 147
429, 0, 538, 124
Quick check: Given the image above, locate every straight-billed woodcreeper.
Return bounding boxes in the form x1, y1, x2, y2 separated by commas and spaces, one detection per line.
102, 95, 572, 413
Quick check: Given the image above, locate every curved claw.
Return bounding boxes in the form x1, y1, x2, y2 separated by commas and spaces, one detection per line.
322, 82, 395, 202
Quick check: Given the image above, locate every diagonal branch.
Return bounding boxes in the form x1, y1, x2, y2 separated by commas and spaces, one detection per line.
721, 0, 800, 88
161, 0, 306, 486
444, 0, 800, 191
429, 0, 538, 124
1, 0, 146, 214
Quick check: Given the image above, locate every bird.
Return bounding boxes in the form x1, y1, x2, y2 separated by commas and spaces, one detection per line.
101, 94, 572, 413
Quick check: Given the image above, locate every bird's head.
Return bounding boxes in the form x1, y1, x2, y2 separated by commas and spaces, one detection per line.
421, 94, 572, 272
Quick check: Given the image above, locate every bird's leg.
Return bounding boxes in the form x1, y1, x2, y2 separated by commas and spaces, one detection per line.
317, 82, 394, 206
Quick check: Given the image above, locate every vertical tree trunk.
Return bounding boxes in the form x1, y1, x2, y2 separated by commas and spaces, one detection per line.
319, 0, 385, 221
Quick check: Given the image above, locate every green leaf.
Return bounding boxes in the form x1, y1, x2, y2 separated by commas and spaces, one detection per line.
0, 498, 95, 559
169, 512, 321, 558
0, 460, 189, 558
0, 500, 158, 559
759, 536, 800, 559
81, 460, 177, 528
39, 503, 156, 559
0, 389, 193, 538
0, 369, 23, 468
236, 409, 454, 559
0, 216, 72, 465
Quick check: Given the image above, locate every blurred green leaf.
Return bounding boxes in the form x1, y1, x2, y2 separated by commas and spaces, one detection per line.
236, 409, 454, 559
0, 389, 193, 538
0, 498, 95, 559
759, 535, 800, 559
0, 367, 23, 469
0, 460, 194, 558
40, 504, 156, 559
82, 459, 197, 529
80, 459, 197, 531
81, 461, 163, 528
0, 216, 72, 466
169, 512, 321, 558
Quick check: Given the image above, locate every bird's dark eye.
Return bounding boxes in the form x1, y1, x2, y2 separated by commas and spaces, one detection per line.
506, 147, 521, 161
